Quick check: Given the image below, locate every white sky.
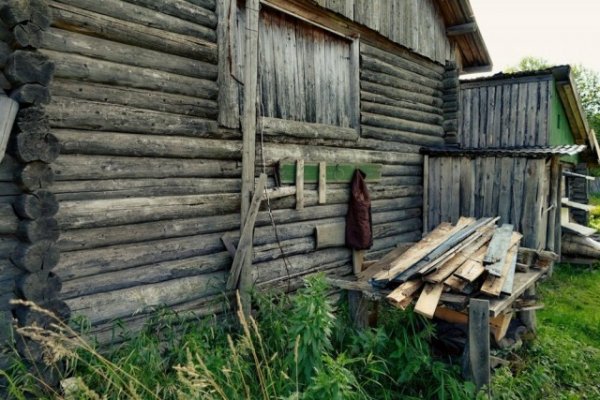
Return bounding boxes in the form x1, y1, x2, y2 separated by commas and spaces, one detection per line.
469, 0, 600, 75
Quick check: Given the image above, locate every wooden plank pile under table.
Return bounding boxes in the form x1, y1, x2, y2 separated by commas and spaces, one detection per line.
337, 217, 558, 347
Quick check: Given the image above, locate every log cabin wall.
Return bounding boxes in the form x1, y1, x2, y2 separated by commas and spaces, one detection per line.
427, 155, 560, 251
0, 0, 456, 345
459, 76, 553, 148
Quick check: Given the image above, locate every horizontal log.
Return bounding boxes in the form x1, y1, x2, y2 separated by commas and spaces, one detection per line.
361, 55, 443, 95
10, 83, 51, 105
12, 22, 44, 48
47, 97, 219, 137
382, 164, 423, 176
53, 155, 241, 180
52, 177, 241, 201
261, 142, 422, 166
11, 240, 60, 272
360, 43, 444, 80
361, 70, 443, 107
49, 2, 217, 62
65, 271, 227, 325
361, 112, 444, 137
50, 79, 218, 119
259, 117, 358, 141
0, 203, 18, 234
60, 251, 230, 299
380, 176, 422, 186
17, 161, 54, 191
361, 100, 443, 128
43, 50, 218, 99
53, 0, 216, 42
14, 298, 70, 327
41, 27, 218, 80
17, 217, 59, 242
56, 193, 240, 229
0, 0, 51, 28
16, 271, 62, 302
53, 130, 242, 159
0, 155, 20, 181
121, 0, 217, 28
253, 237, 315, 263
361, 81, 442, 115
14, 190, 59, 219
4, 50, 54, 86
14, 131, 60, 163
361, 123, 444, 147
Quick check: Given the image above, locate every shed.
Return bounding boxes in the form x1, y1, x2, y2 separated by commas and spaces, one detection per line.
0, 0, 491, 365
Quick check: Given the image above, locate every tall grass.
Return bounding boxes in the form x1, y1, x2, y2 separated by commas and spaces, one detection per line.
1, 275, 475, 400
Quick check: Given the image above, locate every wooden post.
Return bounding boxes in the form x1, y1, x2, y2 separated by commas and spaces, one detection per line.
547, 156, 560, 253
296, 159, 304, 210
423, 155, 429, 234
318, 161, 327, 204
349, 249, 370, 328
518, 286, 537, 333
239, 0, 260, 316
467, 299, 491, 392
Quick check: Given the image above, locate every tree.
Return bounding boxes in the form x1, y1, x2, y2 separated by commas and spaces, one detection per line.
507, 57, 600, 135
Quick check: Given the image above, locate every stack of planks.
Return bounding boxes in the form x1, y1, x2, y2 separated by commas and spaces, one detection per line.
360, 217, 554, 343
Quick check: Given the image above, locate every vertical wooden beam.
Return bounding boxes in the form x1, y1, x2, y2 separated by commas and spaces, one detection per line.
217, 0, 241, 129
350, 38, 361, 133
296, 159, 304, 210
518, 286, 537, 333
423, 155, 429, 234
349, 249, 370, 328
468, 299, 491, 392
239, 0, 261, 315
318, 161, 327, 204
547, 156, 560, 252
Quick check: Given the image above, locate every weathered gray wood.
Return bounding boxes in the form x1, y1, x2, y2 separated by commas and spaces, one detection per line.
360, 124, 444, 147
0, 203, 18, 234
11, 240, 60, 272
484, 224, 514, 275
14, 190, 59, 220
422, 155, 429, 233
360, 98, 442, 125
226, 173, 266, 291
54, 130, 242, 159
5, 50, 54, 86
467, 299, 490, 391
518, 286, 537, 333
360, 87, 443, 118
53, 0, 216, 41
18, 217, 59, 242
217, 0, 240, 128
315, 222, 345, 249
501, 248, 519, 295
17, 161, 54, 191
260, 117, 359, 141
16, 271, 62, 302
44, 50, 218, 100
50, 2, 217, 62
361, 105, 444, 137
361, 70, 443, 108
10, 83, 51, 105
14, 131, 60, 163
0, 95, 18, 164
50, 80, 218, 120
65, 271, 227, 325
318, 161, 327, 204
295, 159, 304, 210
121, 0, 217, 28
40, 27, 218, 80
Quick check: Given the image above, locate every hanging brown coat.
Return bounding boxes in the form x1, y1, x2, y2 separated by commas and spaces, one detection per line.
346, 169, 373, 250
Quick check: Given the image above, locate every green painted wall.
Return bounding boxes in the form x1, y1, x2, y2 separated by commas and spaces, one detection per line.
549, 80, 579, 164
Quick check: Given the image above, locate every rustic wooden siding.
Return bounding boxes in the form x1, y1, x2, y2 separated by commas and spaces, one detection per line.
314, 0, 452, 65
38, 0, 235, 336
259, 9, 354, 127
427, 156, 556, 250
459, 77, 553, 148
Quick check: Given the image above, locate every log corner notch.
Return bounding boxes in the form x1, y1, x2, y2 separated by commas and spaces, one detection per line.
0, 0, 69, 377
442, 61, 459, 146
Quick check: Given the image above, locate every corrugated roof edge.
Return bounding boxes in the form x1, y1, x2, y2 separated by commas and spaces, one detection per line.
421, 145, 588, 158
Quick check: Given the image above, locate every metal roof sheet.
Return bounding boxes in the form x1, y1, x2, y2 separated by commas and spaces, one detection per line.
422, 145, 588, 158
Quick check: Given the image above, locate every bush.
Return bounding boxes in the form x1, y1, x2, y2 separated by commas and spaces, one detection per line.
1, 275, 475, 400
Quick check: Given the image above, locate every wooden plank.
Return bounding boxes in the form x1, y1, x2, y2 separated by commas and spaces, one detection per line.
227, 173, 268, 291
353, 249, 365, 276
468, 299, 491, 391
501, 248, 518, 295
490, 312, 513, 342
423, 155, 429, 234
453, 243, 488, 282
386, 279, 423, 310
488, 270, 544, 317
481, 243, 519, 297
484, 224, 515, 275
278, 161, 382, 183
0, 96, 18, 163
561, 198, 595, 212
425, 227, 494, 283
562, 221, 597, 237
414, 283, 444, 319
318, 161, 327, 204
295, 159, 304, 210
315, 223, 345, 249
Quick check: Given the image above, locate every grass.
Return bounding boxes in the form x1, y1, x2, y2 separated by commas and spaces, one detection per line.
3, 265, 600, 399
